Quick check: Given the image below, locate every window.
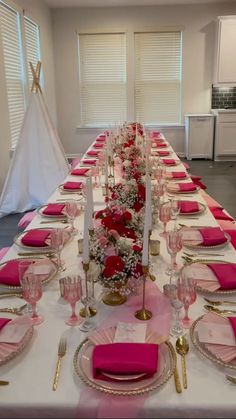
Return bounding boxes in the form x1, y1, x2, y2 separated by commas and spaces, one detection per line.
0, 0, 41, 149
24, 16, 41, 91
78, 33, 126, 127
0, 1, 26, 149
134, 31, 182, 125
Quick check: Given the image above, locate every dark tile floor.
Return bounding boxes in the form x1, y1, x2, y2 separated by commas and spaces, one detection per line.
0, 160, 236, 248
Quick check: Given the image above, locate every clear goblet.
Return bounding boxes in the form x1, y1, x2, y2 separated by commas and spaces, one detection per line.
163, 283, 184, 337
171, 198, 180, 228
20, 271, 43, 325
177, 276, 197, 328
64, 201, 81, 235
50, 228, 64, 271
159, 202, 171, 237
63, 276, 82, 326
166, 229, 183, 278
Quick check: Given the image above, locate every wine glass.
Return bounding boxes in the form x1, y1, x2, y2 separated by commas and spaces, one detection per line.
20, 270, 44, 325
64, 201, 81, 235
62, 276, 82, 326
50, 228, 64, 271
166, 229, 183, 278
159, 202, 171, 237
163, 283, 184, 337
177, 275, 197, 328
18, 260, 34, 313
171, 198, 180, 228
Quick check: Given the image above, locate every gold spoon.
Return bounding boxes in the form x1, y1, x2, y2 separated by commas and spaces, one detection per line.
176, 336, 189, 389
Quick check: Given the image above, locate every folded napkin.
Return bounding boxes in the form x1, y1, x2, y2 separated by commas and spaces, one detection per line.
171, 172, 187, 179
157, 150, 170, 156
210, 207, 234, 221
155, 142, 167, 147
63, 181, 83, 190
87, 150, 99, 157
0, 260, 31, 286
228, 317, 236, 338
71, 168, 89, 176
179, 182, 197, 192
207, 263, 236, 290
96, 137, 106, 142
224, 230, 236, 250
190, 175, 202, 181
93, 143, 104, 149
42, 203, 65, 216
162, 159, 176, 165
0, 318, 11, 330
92, 342, 158, 381
178, 201, 199, 214
82, 160, 97, 166
199, 227, 227, 246
21, 230, 51, 247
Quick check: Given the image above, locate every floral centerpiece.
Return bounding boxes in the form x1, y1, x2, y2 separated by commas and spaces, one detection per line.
89, 208, 143, 305
109, 179, 146, 212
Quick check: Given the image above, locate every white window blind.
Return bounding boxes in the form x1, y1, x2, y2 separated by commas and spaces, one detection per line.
0, 1, 26, 149
24, 16, 41, 91
135, 32, 182, 125
78, 33, 126, 127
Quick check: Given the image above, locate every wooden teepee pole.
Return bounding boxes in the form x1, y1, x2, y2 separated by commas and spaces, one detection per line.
30, 61, 42, 94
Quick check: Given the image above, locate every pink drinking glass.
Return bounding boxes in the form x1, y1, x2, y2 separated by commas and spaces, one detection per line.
50, 228, 64, 270
177, 276, 197, 328
63, 276, 82, 326
64, 201, 81, 235
20, 272, 43, 325
166, 229, 183, 277
159, 202, 171, 237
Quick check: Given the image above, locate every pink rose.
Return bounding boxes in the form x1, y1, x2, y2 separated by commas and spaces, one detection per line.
98, 236, 108, 246
104, 245, 118, 257
109, 229, 120, 240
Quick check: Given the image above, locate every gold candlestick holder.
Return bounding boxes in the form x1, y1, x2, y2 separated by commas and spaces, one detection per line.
79, 262, 97, 318
108, 156, 114, 179
135, 265, 152, 320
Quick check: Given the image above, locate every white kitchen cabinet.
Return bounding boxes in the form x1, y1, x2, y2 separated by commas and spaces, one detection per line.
214, 111, 236, 159
214, 16, 236, 85
185, 114, 214, 160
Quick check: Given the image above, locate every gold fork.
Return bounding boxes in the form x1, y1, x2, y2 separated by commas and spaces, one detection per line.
52, 337, 67, 391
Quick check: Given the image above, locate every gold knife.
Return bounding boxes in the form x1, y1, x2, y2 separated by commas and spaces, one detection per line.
0, 380, 9, 386
204, 298, 236, 306
204, 305, 236, 315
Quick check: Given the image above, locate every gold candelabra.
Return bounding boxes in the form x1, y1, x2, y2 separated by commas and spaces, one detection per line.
135, 265, 152, 320
79, 262, 97, 318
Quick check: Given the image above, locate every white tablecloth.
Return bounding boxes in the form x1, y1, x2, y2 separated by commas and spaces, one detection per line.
1, 140, 236, 418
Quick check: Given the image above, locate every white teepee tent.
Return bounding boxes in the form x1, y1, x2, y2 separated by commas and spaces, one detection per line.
0, 62, 70, 218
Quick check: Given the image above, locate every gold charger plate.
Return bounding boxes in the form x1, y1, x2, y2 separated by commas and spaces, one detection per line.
179, 201, 206, 216
181, 227, 231, 250
160, 160, 181, 167
59, 184, 83, 194
37, 205, 67, 219
181, 259, 236, 295
0, 312, 34, 366
0, 257, 58, 291
190, 315, 236, 371
73, 339, 175, 396
14, 227, 66, 251
166, 183, 200, 194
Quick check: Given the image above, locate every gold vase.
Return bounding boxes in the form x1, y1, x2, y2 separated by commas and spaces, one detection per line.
102, 282, 127, 306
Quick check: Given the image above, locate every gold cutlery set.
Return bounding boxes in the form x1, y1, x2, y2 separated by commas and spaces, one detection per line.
52, 337, 67, 391
173, 336, 189, 393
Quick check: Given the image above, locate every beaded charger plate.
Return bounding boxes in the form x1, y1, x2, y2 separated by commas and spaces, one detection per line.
166, 183, 200, 194
58, 184, 83, 195
0, 257, 58, 291
73, 339, 175, 396
38, 205, 67, 219
181, 227, 231, 250
181, 259, 236, 295
0, 313, 33, 366
190, 315, 236, 371
178, 201, 206, 216
14, 228, 61, 251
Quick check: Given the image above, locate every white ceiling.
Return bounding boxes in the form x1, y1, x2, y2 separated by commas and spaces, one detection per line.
45, 0, 236, 8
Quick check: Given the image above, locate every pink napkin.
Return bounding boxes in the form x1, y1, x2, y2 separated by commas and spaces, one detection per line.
207, 263, 236, 290
87, 150, 99, 157
162, 159, 176, 165
92, 342, 158, 381
71, 168, 89, 176
155, 142, 167, 147
224, 230, 236, 250
172, 172, 187, 179
42, 203, 65, 216
157, 150, 169, 156
21, 230, 51, 247
96, 137, 106, 142
228, 317, 236, 338
178, 201, 199, 213
93, 143, 104, 149
179, 182, 197, 192
0, 318, 11, 330
82, 160, 97, 166
210, 207, 234, 221
0, 260, 31, 286
199, 227, 227, 246
63, 181, 83, 190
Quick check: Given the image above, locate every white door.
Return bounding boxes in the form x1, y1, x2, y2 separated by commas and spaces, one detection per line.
188, 118, 213, 158
217, 122, 236, 155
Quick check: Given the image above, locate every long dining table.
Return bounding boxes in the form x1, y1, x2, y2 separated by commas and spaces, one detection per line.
1, 133, 236, 419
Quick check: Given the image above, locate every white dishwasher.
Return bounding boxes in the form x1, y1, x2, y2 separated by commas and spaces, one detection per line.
185, 114, 215, 160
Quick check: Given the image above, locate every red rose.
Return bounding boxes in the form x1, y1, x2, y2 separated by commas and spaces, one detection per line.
95, 209, 106, 219
111, 193, 118, 200
133, 172, 141, 181
123, 211, 132, 222
133, 202, 143, 212
103, 256, 125, 278
138, 184, 146, 201
101, 216, 115, 230
133, 244, 142, 252
123, 228, 136, 241
134, 263, 143, 277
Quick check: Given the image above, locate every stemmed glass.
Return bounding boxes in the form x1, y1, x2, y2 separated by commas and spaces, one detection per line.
50, 228, 64, 271
18, 260, 34, 313
79, 276, 95, 333
177, 276, 197, 328
166, 229, 183, 278
20, 269, 44, 325
163, 283, 184, 337
62, 276, 82, 326
171, 198, 180, 228
64, 201, 81, 235
159, 202, 171, 237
